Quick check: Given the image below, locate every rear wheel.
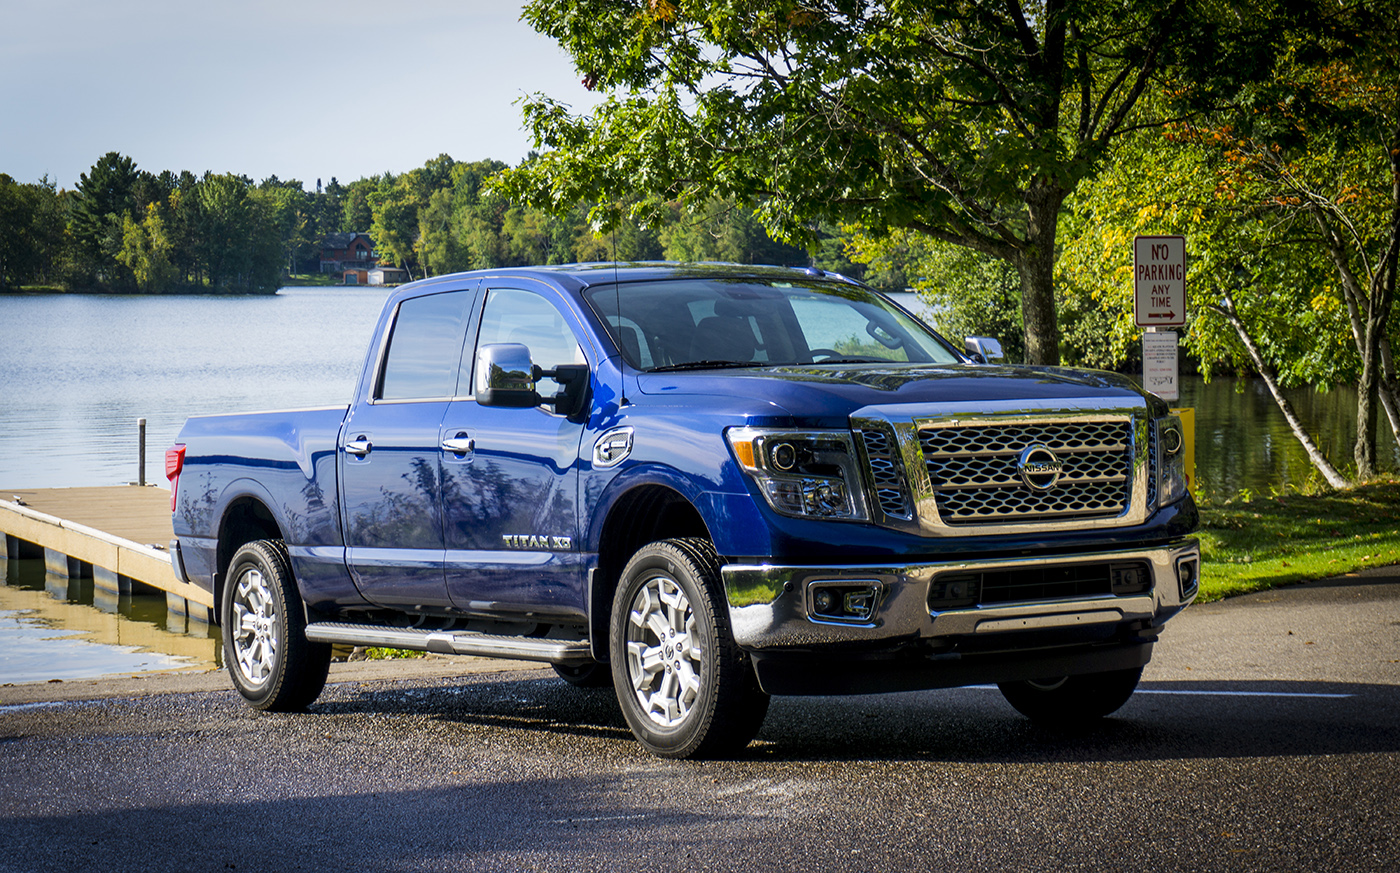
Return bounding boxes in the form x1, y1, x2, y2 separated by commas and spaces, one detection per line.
998, 667, 1143, 727
610, 538, 769, 758
222, 539, 331, 712
552, 661, 613, 688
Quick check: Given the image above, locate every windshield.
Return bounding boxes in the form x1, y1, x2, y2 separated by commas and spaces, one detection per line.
583, 277, 960, 371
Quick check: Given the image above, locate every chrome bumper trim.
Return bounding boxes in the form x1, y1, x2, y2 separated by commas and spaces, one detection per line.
721, 539, 1199, 650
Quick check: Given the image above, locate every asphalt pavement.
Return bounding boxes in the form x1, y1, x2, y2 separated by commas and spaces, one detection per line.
1, 570, 1397, 872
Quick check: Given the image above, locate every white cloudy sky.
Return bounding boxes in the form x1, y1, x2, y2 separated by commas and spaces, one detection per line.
1, 0, 598, 190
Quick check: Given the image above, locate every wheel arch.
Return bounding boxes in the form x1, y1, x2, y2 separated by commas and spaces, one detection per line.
213, 491, 287, 625
588, 482, 711, 663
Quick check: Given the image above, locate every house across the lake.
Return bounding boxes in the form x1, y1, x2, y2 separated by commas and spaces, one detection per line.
319, 232, 376, 275
319, 233, 409, 285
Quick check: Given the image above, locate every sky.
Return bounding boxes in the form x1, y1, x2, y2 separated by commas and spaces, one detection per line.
1, 0, 600, 191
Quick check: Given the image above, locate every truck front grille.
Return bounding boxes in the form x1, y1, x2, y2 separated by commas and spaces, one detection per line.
920, 420, 1132, 525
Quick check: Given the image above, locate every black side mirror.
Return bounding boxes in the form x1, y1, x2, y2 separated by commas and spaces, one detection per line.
538, 363, 590, 422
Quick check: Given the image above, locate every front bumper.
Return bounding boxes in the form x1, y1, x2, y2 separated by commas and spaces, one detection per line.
722, 539, 1199, 652
722, 539, 1199, 695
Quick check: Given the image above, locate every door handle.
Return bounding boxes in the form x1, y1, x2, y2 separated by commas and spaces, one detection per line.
441, 436, 475, 454
344, 437, 372, 457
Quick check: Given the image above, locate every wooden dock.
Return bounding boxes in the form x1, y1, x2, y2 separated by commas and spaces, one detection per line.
1, 486, 213, 620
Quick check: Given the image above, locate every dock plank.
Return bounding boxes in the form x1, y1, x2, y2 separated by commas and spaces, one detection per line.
3, 486, 173, 546
1, 486, 211, 610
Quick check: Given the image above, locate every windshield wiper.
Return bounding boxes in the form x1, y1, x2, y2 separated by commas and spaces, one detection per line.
808, 356, 887, 364
646, 360, 756, 373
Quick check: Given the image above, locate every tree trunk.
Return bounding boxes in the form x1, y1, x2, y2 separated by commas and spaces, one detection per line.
1356, 292, 1389, 479
1016, 179, 1066, 366
1381, 332, 1400, 448
1211, 294, 1351, 489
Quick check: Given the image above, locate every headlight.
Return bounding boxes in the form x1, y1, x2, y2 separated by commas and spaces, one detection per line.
1156, 416, 1187, 507
726, 427, 869, 521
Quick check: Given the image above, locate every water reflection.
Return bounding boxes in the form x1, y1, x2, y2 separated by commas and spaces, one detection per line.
0, 554, 221, 685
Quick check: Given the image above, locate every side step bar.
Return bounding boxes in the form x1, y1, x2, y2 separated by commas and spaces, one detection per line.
304, 621, 592, 664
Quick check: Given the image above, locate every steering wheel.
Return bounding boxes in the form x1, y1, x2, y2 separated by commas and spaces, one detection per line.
808, 348, 844, 362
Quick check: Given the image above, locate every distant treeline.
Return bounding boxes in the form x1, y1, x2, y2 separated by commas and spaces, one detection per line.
0, 151, 874, 295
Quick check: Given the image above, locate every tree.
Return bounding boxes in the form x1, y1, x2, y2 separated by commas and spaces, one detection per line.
0, 174, 64, 289
1057, 0, 1400, 490
369, 175, 424, 279
658, 200, 807, 266
1173, 1, 1400, 483
70, 152, 139, 259
847, 227, 1028, 362
501, 0, 1290, 364
1062, 127, 1357, 486
194, 173, 284, 293
116, 204, 178, 293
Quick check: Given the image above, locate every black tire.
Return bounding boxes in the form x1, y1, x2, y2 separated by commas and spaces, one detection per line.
609, 538, 769, 759
221, 539, 331, 712
552, 661, 614, 688
998, 667, 1143, 727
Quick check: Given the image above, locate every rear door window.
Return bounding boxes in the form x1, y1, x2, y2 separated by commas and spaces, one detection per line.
377, 290, 472, 400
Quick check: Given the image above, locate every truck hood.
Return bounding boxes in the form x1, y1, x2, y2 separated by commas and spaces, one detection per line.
634, 363, 1153, 426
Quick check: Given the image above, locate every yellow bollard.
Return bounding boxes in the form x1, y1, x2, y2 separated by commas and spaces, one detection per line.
1169, 408, 1196, 497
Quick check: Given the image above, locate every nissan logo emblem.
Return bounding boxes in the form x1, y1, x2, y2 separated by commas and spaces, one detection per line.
1017, 445, 1063, 491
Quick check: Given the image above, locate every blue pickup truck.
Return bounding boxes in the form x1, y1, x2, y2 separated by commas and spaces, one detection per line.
167, 262, 1198, 758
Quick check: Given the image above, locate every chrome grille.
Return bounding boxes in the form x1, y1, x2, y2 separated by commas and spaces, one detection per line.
920, 420, 1133, 525
859, 428, 911, 518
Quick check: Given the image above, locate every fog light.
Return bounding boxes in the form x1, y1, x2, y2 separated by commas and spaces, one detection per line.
809, 582, 881, 623
1176, 558, 1199, 600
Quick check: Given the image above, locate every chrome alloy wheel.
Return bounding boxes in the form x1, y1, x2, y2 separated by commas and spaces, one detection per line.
625, 573, 702, 727
231, 566, 279, 688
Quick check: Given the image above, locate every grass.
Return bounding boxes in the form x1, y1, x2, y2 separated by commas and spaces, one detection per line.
1196, 477, 1400, 601
281, 273, 343, 287
364, 647, 426, 660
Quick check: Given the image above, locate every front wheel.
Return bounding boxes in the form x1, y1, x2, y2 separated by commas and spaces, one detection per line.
610, 538, 769, 758
998, 667, 1143, 727
222, 539, 331, 712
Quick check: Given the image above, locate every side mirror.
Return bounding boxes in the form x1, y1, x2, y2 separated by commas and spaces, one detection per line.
475, 343, 592, 421
475, 343, 539, 408
964, 336, 1005, 364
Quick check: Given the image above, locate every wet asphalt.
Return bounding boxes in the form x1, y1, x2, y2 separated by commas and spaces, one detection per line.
1, 571, 1397, 873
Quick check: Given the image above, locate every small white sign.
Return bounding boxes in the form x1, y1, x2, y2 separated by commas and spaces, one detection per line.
1143, 330, 1179, 401
1134, 235, 1186, 327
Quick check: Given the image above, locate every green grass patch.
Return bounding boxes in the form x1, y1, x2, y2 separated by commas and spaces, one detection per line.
281, 273, 342, 287
364, 647, 427, 660
1197, 478, 1400, 601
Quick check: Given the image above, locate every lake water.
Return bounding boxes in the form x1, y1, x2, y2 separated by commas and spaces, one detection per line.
1, 287, 391, 687
1, 287, 393, 489
0, 286, 1396, 684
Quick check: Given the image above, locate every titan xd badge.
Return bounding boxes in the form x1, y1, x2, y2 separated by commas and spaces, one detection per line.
501, 534, 574, 550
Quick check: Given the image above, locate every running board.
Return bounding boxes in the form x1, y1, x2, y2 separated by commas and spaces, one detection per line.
303, 622, 592, 664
